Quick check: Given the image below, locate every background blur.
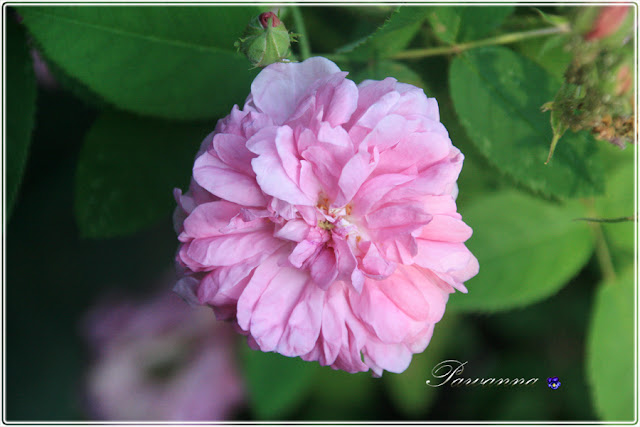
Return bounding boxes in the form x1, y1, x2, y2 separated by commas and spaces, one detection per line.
5, 4, 636, 422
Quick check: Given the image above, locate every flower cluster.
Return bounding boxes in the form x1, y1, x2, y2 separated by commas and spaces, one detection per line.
83, 291, 245, 420
174, 57, 478, 375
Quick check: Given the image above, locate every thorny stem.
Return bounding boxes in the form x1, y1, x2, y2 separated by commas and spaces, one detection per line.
291, 6, 311, 60
322, 25, 569, 62
584, 199, 617, 284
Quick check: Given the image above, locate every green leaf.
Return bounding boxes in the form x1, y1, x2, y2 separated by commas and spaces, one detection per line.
594, 161, 635, 251
337, 6, 430, 60
427, 6, 514, 44
449, 191, 594, 312
352, 60, 426, 88
587, 268, 635, 421
437, 89, 505, 208
301, 367, 377, 420
449, 46, 605, 199
514, 34, 572, 81
599, 137, 635, 173
19, 6, 264, 120
6, 18, 37, 218
384, 314, 458, 417
74, 112, 211, 238
239, 344, 322, 419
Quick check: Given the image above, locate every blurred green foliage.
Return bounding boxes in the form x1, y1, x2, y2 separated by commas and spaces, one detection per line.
75, 112, 211, 238
6, 4, 636, 422
587, 268, 635, 421
6, 15, 36, 218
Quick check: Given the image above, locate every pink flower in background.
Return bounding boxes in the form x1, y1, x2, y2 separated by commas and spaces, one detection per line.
83, 291, 245, 421
174, 57, 478, 376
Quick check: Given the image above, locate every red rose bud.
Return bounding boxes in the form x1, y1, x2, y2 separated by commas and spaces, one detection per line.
235, 12, 294, 68
259, 12, 281, 28
585, 6, 630, 41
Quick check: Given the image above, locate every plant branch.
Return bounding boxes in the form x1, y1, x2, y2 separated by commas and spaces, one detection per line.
322, 25, 569, 63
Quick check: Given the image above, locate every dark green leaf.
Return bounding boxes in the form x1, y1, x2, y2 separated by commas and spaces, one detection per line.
352, 60, 426, 88
74, 112, 211, 238
19, 6, 264, 120
594, 161, 634, 251
427, 6, 514, 44
337, 6, 430, 60
449, 191, 594, 312
384, 314, 458, 417
239, 344, 322, 419
301, 367, 377, 420
587, 268, 635, 421
449, 46, 605, 199
6, 18, 37, 218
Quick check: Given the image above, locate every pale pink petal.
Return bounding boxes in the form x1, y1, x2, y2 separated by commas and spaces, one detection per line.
274, 219, 310, 242
248, 126, 314, 206
183, 231, 278, 268
335, 147, 379, 207
193, 151, 266, 207
420, 215, 473, 242
310, 248, 339, 290
180, 201, 265, 240
251, 57, 341, 125
248, 266, 323, 356
212, 133, 255, 176
362, 340, 412, 376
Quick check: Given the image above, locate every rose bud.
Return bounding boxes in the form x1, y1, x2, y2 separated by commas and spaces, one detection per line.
235, 12, 294, 68
584, 6, 630, 41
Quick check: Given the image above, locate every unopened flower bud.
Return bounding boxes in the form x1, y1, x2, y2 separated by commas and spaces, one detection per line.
234, 12, 295, 68
584, 6, 630, 41
259, 11, 281, 28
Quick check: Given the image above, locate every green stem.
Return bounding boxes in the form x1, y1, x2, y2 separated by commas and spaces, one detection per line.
585, 199, 617, 283
322, 25, 569, 63
291, 6, 311, 60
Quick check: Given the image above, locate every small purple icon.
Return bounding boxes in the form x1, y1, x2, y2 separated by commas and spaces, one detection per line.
547, 377, 561, 390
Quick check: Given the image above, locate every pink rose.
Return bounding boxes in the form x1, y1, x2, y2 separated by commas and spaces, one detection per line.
174, 57, 478, 376
82, 291, 245, 421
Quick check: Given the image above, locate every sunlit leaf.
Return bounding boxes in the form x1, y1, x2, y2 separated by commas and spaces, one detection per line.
427, 6, 514, 44
19, 6, 264, 120
594, 161, 635, 251
450, 46, 604, 199
587, 268, 635, 421
449, 190, 594, 312
337, 6, 430, 60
